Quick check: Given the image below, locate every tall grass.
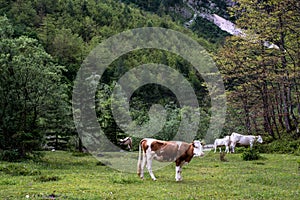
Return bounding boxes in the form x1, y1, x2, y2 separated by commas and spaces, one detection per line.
0, 151, 299, 199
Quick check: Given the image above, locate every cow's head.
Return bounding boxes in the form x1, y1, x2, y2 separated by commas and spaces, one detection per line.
256, 135, 263, 143
192, 140, 205, 157
119, 137, 129, 144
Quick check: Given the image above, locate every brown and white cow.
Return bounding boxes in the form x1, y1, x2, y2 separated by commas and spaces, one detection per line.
137, 138, 204, 181
119, 137, 132, 151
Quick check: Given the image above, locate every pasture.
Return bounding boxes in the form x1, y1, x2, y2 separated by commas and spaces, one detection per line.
0, 151, 299, 199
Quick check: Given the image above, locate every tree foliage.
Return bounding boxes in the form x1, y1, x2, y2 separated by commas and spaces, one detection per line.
0, 16, 70, 159
0, 0, 216, 158
2, 0, 298, 160
218, 0, 300, 138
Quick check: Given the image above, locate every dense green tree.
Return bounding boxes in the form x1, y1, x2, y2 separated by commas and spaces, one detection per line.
0, 16, 70, 160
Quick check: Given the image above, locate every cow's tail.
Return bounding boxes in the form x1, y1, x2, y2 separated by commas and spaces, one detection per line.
137, 140, 143, 177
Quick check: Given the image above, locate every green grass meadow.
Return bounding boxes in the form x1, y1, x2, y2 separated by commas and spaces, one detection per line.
0, 151, 299, 199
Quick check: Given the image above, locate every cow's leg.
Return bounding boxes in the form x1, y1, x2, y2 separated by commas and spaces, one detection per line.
146, 156, 156, 181
219, 147, 222, 152
249, 141, 253, 150
225, 145, 229, 153
175, 165, 181, 181
175, 162, 185, 181
230, 144, 235, 153
139, 152, 147, 179
129, 143, 132, 151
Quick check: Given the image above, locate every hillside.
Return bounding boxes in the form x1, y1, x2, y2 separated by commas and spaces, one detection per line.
120, 0, 234, 45
0, 0, 217, 158
0, 0, 299, 160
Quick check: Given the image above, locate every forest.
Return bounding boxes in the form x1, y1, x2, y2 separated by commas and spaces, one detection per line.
0, 0, 299, 160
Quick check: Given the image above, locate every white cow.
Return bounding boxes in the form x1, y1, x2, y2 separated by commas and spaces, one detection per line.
213, 136, 230, 153
137, 138, 204, 181
230, 132, 263, 153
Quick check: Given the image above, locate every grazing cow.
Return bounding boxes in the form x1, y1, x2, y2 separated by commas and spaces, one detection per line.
119, 137, 132, 151
137, 138, 204, 181
213, 136, 230, 153
230, 132, 263, 153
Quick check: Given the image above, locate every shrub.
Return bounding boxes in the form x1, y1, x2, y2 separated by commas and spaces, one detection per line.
96, 161, 112, 166
109, 173, 139, 184
0, 150, 21, 162
232, 147, 246, 153
256, 139, 300, 154
0, 164, 41, 176
241, 149, 262, 161
0, 150, 44, 162
71, 152, 90, 157
294, 146, 300, 156
35, 175, 61, 182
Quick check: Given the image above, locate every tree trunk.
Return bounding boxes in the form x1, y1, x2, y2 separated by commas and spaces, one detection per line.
241, 88, 251, 133
261, 83, 275, 138
78, 137, 83, 152
274, 83, 284, 132
270, 102, 280, 139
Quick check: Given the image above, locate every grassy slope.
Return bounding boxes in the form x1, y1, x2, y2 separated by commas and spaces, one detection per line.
0, 151, 299, 199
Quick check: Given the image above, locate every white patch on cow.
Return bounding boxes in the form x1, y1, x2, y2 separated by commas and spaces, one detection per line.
175, 165, 182, 181
146, 138, 156, 146
146, 146, 156, 181
193, 140, 205, 157
176, 141, 182, 151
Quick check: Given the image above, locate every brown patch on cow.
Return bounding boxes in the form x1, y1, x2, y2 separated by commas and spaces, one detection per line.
175, 142, 194, 166
150, 141, 178, 161
187, 143, 194, 155
150, 141, 166, 151
140, 139, 149, 153
155, 142, 178, 161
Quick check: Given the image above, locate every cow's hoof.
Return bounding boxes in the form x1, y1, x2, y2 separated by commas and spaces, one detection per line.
152, 178, 157, 181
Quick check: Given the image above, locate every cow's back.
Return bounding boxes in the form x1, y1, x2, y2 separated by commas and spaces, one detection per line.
238, 135, 255, 145
153, 141, 179, 161
231, 132, 242, 142
231, 133, 256, 145
144, 140, 192, 162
